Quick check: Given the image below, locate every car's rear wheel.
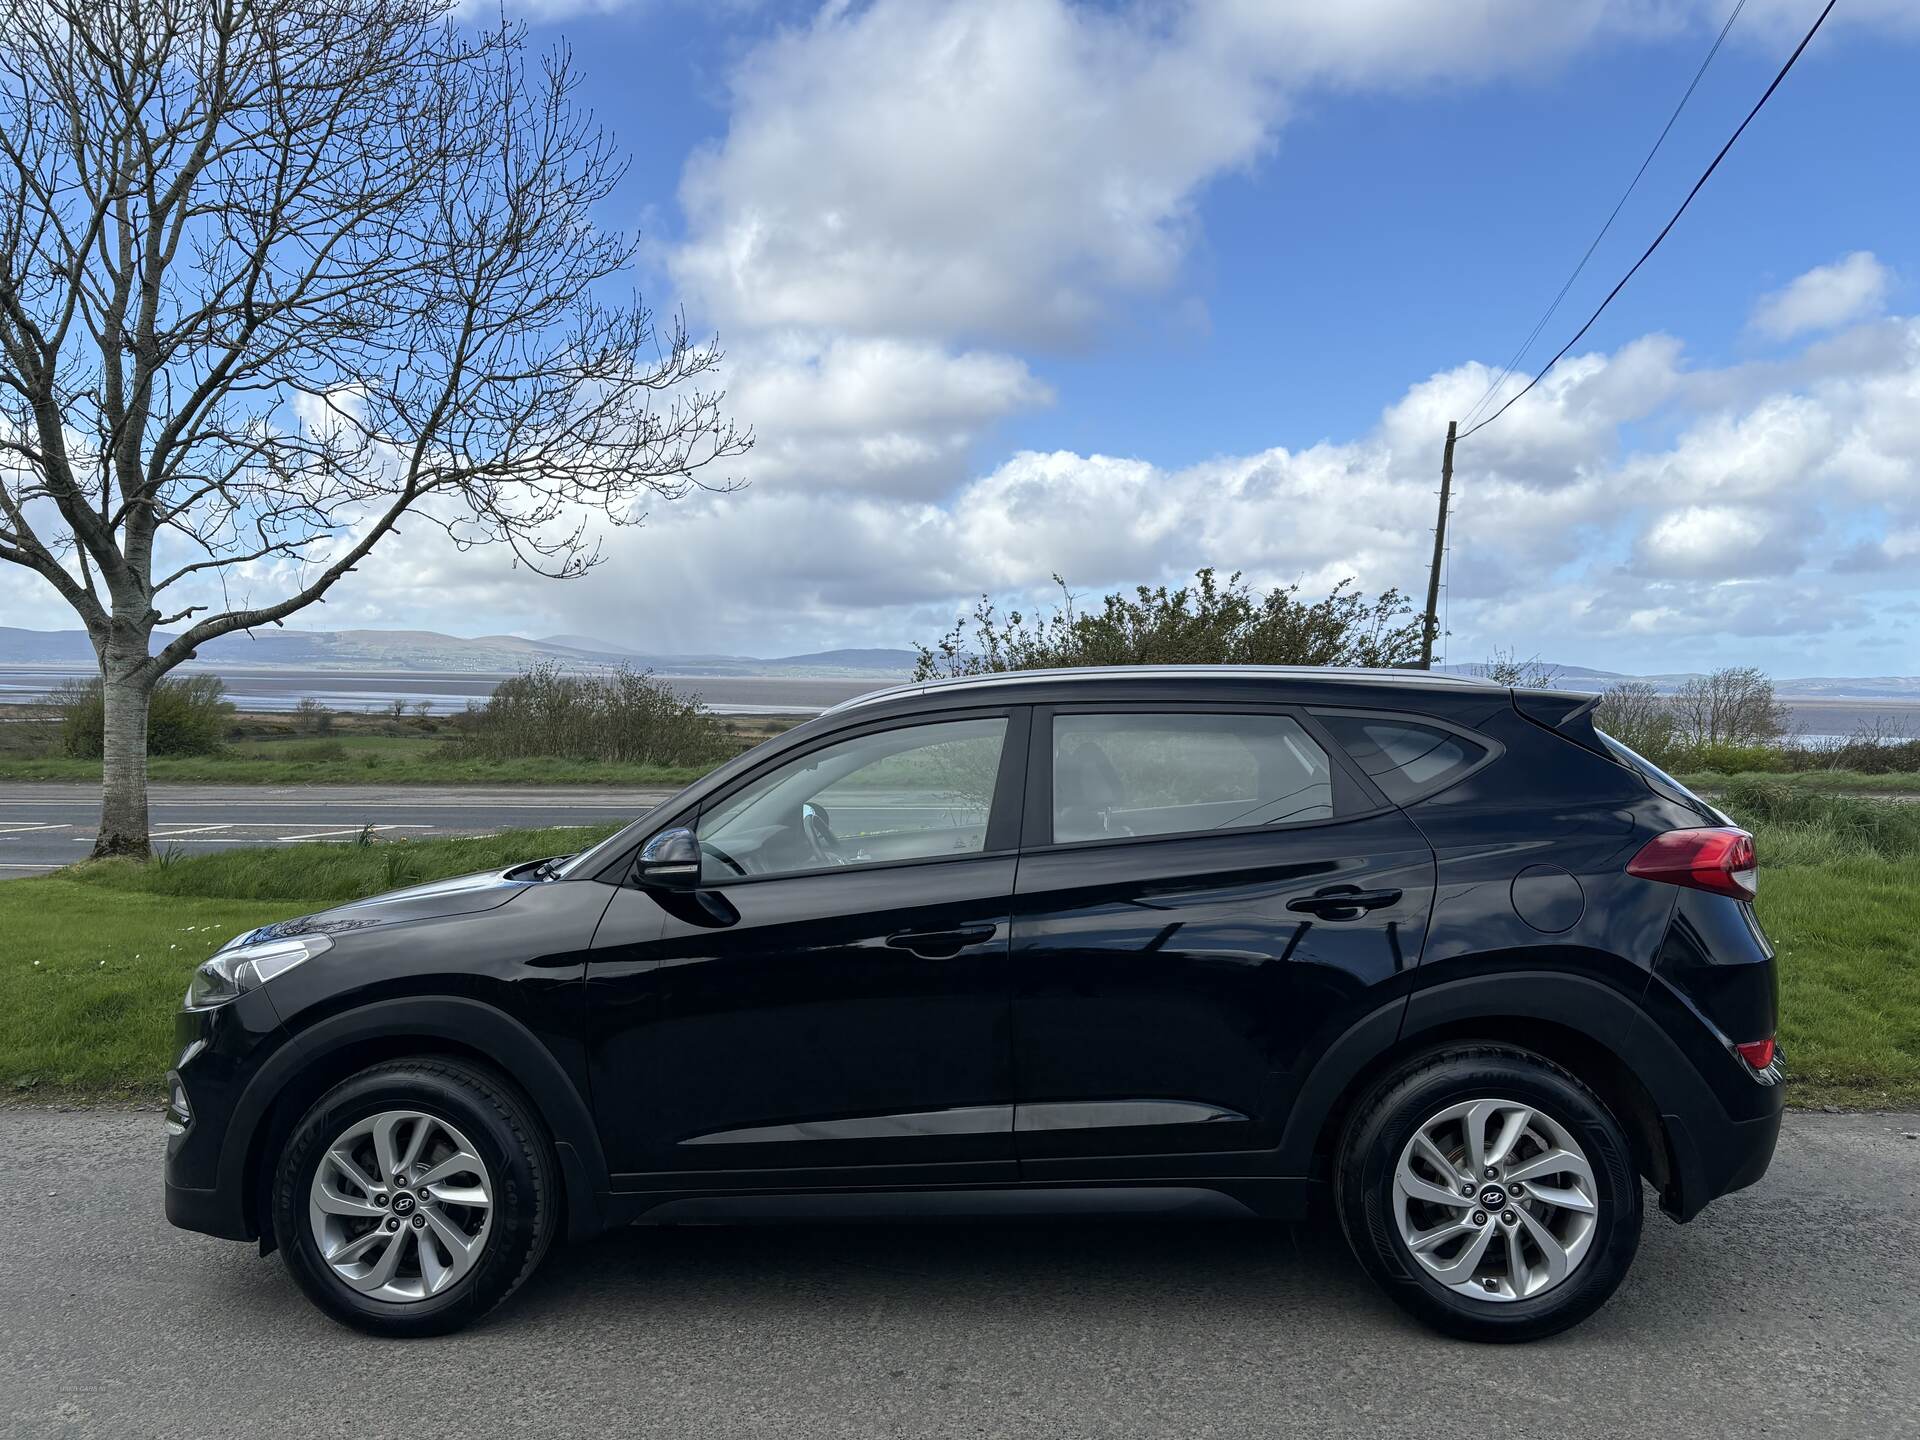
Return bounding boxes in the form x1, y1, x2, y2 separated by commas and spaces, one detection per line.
272, 1057, 558, 1337
1334, 1045, 1642, 1342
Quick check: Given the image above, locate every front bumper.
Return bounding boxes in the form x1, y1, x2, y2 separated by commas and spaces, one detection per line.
163, 988, 284, 1242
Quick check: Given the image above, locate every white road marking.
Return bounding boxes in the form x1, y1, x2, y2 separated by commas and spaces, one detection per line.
73, 836, 256, 844
272, 824, 435, 842
0, 822, 65, 833
150, 824, 233, 836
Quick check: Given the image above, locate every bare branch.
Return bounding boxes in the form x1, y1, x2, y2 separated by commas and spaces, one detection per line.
0, 0, 748, 851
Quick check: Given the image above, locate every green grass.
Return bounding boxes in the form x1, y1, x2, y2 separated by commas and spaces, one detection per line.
2, 806, 1915, 1109
79, 823, 623, 904
1766, 855, 1920, 1108
1681, 768, 1920, 795
0, 882, 304, 1102
0, 739, 712, 787
1, 825, 620, 1099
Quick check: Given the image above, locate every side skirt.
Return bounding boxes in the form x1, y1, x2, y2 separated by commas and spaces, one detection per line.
605, 1177, 1320, 1227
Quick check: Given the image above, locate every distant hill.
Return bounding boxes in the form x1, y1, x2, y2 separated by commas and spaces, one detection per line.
1434, 662, 1920, 701
1, 626, 1911, 695
0, 626, 919, 679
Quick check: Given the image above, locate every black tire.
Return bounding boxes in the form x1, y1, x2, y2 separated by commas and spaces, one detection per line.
272, 1057, 559, 1337
1334, 1045, 1642, 1343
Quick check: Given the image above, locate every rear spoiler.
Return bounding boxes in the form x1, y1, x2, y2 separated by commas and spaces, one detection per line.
1512, 688, 1610, 757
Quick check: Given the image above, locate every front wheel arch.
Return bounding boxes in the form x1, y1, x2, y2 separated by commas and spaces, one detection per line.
231, 998, 608, 1249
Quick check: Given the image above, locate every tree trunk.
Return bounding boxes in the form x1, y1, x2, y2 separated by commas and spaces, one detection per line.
95, 660, 154, 860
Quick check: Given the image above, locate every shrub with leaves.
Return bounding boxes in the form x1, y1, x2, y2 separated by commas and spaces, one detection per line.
913, 569, 1422, 680
448, 662, 734, 767
56, 675, 231, 758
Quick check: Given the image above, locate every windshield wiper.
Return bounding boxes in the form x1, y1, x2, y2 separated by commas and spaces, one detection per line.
529, 854, 573, 881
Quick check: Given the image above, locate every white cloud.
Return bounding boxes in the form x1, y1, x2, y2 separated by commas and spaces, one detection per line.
727, 335, 1050, 496
12, 3, 1919, 678
35, 305, 1913, 672
1633, 505, 1803, 578
671, 1, 1711, 350
1750, 252, 1891, 341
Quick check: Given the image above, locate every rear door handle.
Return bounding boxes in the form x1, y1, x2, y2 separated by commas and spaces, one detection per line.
886, 922, 998, 958
1286, 887, 1402, 921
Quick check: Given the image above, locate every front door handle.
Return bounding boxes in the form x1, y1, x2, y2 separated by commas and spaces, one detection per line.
885, 922, 998, 958
1286, 887, 1402, 921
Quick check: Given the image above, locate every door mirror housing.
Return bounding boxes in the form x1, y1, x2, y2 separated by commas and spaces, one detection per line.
634, 826, 701, 889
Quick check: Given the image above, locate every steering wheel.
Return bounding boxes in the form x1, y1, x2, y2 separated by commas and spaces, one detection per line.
802, 801, 845, 865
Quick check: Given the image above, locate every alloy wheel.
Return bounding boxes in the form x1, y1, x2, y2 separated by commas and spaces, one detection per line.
1391, 1097, 1599, 1303
307, 1109, 494, 1304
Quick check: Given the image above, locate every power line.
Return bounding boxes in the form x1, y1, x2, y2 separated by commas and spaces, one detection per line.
1459, 0, 1750, 432
1458, 0, 1838, 443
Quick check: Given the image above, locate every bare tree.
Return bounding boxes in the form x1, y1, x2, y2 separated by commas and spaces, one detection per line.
1595, 680, 1677, 761
1669, 667, 1790, 749
0, 0, 747, 855
1465, 647, 1558, 688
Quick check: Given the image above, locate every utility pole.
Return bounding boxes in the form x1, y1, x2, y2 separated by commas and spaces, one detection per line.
1419, 420, 1457, 671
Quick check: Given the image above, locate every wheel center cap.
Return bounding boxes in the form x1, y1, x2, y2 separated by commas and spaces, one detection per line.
1479, 1184, 1508, 1210
390, 1192, 416, 1217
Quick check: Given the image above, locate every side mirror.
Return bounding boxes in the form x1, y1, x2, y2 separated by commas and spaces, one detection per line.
634, 826, 701, 889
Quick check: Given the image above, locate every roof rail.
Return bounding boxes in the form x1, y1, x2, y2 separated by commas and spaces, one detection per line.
825, 664, 1503, 715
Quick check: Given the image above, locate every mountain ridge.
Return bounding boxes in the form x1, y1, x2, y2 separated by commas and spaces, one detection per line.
0, 626, 920, 678
1, 626, 1914, 697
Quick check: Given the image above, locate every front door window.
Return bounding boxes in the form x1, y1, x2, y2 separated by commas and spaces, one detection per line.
698, 717, 1009, 880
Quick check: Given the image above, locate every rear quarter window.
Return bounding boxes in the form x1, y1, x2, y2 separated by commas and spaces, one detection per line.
1314, 712, 1491, 805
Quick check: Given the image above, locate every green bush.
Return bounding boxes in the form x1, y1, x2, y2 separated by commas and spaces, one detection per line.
914, 569, 1422, 678
54, 674, 232, 758
1676, 742, 1790, 775
447, 662, 734, 767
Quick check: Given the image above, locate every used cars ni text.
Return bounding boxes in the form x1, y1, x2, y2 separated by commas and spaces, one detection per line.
165, 665, 1782, 1342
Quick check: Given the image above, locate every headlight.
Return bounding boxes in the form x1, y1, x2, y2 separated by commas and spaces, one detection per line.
186, 932, 333, 1009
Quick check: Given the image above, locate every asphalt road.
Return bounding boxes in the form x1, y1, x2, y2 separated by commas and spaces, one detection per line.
0, 783, 678, 876
0, 1109, 1915, 1439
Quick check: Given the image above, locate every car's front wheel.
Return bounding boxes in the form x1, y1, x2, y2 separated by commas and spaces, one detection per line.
272, 1057, 558, 1337
1334, 1045, 1643, 1342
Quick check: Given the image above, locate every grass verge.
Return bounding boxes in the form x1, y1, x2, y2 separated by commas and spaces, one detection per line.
3, 804, 1914, 1109
1, 826, 620, 1100
1765, 855, 1920, 1109
79, 823, 624, 904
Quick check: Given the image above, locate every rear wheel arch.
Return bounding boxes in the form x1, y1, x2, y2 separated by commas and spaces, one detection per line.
1289, 975, 1681, 1205
231, 997, 607, 1247
1315, 1016, 1672, 1203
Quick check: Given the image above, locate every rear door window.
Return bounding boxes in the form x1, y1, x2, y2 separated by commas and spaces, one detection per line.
1049, 712, 1334, 843
1314, 713, 1489, 805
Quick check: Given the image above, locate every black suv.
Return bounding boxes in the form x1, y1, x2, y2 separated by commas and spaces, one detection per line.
165, 666, 1782, 1341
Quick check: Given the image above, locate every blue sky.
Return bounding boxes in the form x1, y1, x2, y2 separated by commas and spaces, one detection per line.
12, 0, 1918, 677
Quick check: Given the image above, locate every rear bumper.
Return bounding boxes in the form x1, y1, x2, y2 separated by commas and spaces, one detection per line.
1659, 1072, 1784, 1222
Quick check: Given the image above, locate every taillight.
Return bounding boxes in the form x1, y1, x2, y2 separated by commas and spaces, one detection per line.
1735, 1036, 1776, 1070
1626, 826, 1757, 900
